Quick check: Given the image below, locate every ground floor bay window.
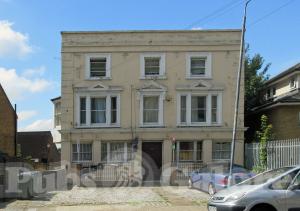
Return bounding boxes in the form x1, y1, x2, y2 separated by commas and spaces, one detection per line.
101, 142, 133, 162
175, 141, 202, 162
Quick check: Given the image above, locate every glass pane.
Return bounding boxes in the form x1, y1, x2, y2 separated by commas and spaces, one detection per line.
101, 143, 108, 161
111, 143, 125, 162
90, 58, 106, 77
80, 97, 86, 124
191, 96, 206, 122
180, 96, 186, 123
211, 95, 218, 123
91, 98, 106, 123
111, 97, 117, 124
143, 96, 159, 123
180, 142, 193, 150
191, 57, 206, 75
145, 57, 160, 75
179, 151, 193, 161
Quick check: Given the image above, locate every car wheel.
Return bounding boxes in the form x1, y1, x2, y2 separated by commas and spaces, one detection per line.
208, 183, 216, 196
188, 178, 193, 189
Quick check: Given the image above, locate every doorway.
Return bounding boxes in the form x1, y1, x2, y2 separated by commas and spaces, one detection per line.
142, 142, 162, 182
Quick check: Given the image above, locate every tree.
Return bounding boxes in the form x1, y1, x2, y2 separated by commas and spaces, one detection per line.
253, 115, 274, 173
245, 45, 271, 112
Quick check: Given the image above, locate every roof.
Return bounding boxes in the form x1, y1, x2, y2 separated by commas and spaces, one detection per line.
265, 63, 300, 85
0, 83, 15, 112
51, 96, 61, 102
17, 131, 60, 162
61, 29, 241, 34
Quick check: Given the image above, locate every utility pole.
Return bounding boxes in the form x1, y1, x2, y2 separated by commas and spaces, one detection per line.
228, 0, 252, 186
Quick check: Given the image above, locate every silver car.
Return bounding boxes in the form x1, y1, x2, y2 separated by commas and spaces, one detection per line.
208, 166, 300, 211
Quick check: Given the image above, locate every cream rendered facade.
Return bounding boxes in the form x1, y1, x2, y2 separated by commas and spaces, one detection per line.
60, 30, 245, 183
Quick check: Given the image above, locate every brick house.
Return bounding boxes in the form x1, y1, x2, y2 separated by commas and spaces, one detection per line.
0, 84, 16, 157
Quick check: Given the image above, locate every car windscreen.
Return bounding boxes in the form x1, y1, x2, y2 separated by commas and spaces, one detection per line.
238, 167, 294, 186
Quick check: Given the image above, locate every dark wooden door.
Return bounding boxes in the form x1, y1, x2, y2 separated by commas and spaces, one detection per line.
142, 142, 162, 181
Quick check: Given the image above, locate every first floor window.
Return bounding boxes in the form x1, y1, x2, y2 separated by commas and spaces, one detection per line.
72, 143, 92, 162
143, 96, 159, 124
178, 93, 221, 125
212, 142, 231, 160
176, 141, 202, 162
101, 142, 132, 162
77, 94, 120, 127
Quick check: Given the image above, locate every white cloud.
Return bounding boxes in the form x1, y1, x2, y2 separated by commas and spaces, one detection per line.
22, 66, 46, 77
0, 20, 33, 58
17, 110, 38, 121
191, 27, 203, 30
20, 119, 53, 131
0, 67, 52, 101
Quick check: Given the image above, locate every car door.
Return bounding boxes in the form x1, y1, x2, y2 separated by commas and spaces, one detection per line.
286, 171, 300, 211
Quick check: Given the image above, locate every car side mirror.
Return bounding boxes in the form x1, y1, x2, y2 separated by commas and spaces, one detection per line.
289, 184, 300, 191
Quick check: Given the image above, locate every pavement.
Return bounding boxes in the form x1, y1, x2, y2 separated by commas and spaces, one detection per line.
1, 186, 210, 211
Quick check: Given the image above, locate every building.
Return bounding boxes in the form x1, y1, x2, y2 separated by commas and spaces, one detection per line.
249, 63, 300, 140
51, 96, 62, 150
17, 131, 60, 163
57, 30, 245, 183
0, 84, 16, 157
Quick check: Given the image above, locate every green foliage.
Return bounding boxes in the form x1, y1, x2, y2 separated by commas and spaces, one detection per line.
245, 45, 271, 111
252, 115, 274, 173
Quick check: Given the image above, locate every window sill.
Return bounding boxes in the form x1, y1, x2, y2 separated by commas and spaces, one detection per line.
177, 123, 223, 127
75, 125, 120, 129
86, 77, 112, 80
139, 125, 165, 128
186, 76, 212, 80
140, 75, 167, 80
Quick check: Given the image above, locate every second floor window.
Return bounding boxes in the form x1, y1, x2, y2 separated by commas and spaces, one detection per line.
77, 94, 120, 127
143, 96, 159, 124
140, 53, 165, 78
186, 52, 212, 78
85, 54, 111, 79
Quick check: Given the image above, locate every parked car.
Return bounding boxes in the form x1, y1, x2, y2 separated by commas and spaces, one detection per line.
188, 162, 254, 195
208, 166, 300, 211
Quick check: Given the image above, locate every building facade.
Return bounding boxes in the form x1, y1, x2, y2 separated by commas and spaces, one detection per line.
250, 63, 300, 140
58, 30, 245, 183
0, 84, 16, 157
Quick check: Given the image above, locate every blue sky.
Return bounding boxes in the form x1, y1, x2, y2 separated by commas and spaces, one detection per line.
0, 0, 299, 131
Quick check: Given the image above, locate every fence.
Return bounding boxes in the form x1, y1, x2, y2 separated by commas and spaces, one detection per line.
172, 162, 204, 181
245, 138, 300, 170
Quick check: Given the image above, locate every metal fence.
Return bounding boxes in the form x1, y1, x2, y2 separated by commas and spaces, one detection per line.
245, 138, 300, 170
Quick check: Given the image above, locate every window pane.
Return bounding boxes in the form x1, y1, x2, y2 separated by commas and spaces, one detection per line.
143, 96, 159, 123
197, 141, 202, 161
179, 142, 193, 161
145, 57, 160, 75
80, 97, 86, 124
191, 57, 206, 75
91, 98, 106, 123
211, 95, 218, 123
111, 143, 125, 162
111, 97, 117, 124
101, 143, 108, 162
180, 96, 186, 123
191, 96, 206, 122
90, 58, 106, 77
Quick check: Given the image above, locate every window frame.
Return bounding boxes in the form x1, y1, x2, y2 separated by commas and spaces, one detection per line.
54, 101, 61, 127
186, 52, 212, 79
177, 92, 222, 126
76, 93, 120, 128
85, 53, 111, 80
290, 77, 297, 89
140, 53, 166, 79
72, 142, 93, 163
212, 142, 231, 161
101, 142, 132, 163
139, 92, 164, 127
175, 141, 203, 162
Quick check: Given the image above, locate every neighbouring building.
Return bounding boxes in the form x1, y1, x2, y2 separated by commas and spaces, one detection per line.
57, 30, 245, 184
51, 96, 62, 150
249, 63, 300, 140
0, 84, 16, 157
17, 131, 60, 163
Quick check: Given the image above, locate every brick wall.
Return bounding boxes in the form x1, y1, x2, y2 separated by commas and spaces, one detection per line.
0, 86, 15, 157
